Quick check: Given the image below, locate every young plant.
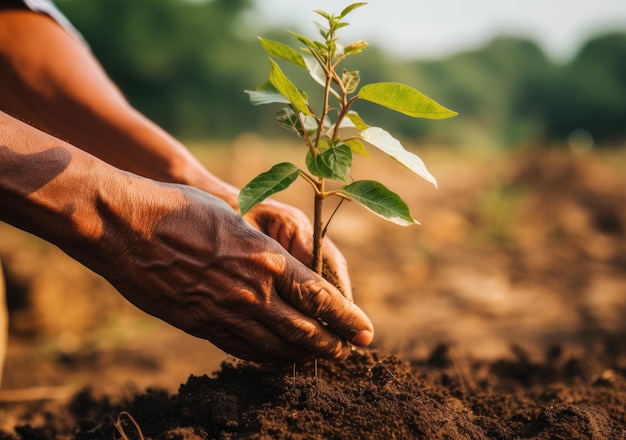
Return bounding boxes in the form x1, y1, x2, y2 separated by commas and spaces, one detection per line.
240, 2, 457, 277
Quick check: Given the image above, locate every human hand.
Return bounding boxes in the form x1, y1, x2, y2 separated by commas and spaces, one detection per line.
242, 199, 353, 300
88, 183, 372, 363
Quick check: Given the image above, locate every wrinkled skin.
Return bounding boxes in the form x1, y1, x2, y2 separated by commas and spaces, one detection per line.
244, 199, 352, 300
0, 8, 372, 363
93, 185, 365, 362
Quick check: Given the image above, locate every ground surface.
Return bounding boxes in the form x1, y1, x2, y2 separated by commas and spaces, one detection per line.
0, 143, 625, 439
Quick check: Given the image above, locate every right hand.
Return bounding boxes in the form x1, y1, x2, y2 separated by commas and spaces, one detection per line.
87, 183, 374, 363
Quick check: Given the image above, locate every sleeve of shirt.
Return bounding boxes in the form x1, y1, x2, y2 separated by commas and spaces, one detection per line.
4, 0, 87, 45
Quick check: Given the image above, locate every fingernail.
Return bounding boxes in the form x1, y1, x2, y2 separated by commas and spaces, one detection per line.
351, 329, 374, 347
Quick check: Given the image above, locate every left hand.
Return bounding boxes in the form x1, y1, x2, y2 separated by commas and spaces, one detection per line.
243, 199, 353, 301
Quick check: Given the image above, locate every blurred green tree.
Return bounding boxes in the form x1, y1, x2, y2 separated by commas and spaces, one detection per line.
57, 0, 266, 138
54, 1, 626, 148
415, 37, 552, 146
549, 34, 626, 145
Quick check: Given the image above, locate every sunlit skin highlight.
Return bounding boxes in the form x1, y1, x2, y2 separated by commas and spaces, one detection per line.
0, 7, 373, 363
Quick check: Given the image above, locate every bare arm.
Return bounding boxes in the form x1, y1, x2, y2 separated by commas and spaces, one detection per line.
0, 8, 352, 296
0, 111, 373, 361
0, 9, 233, 197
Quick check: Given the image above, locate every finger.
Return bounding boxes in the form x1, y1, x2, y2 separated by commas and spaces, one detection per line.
256, 292, 352, 360
267, 219, 353, 300
212, 321, 349, 362
193, 320, 315, 363
278, 262, 374, 348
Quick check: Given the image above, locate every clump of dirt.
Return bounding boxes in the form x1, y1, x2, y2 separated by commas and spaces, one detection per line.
2, 343, 625, 440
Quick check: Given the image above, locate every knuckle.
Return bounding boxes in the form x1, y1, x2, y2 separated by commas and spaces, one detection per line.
285, 318, 345, 359
286, 319, 320, 345
300, 284, 335, 319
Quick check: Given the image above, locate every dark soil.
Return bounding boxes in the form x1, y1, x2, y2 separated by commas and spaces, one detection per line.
2, 343, 626, 439
1, 148, 625, 439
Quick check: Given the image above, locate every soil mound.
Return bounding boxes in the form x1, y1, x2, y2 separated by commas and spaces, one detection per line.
3, 344, 625, 440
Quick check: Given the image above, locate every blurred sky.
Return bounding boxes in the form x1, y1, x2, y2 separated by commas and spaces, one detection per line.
246, 0, 626, 61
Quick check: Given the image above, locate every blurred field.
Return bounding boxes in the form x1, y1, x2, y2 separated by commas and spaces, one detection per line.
1, 139, 625, 406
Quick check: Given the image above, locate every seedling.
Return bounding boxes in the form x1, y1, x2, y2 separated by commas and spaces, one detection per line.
240, 2, 457, 276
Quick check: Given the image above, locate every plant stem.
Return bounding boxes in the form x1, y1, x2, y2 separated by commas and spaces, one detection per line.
310, 34, 340, 276
311, 185, 324, 276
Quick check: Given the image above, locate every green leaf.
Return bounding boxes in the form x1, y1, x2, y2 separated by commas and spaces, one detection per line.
330, 111, 368, 142
313, 40, 328, 52
359, 127, 437, 188
314, 21, 330, 39
305, 144, 352, 182
313, 9, 331, 20
258, 38, 306, 68
276, 107, 318, 137
290, 31, 318, 53
340, 2, 368, 18
238, 163, 300, 216
330, 41, 344, 58
346, 111, 370, 131
244, 81, 290, 106
343, 40, 369, 56
316, 138, 334, 152
304, 56, 326, 87
269, 59, 311, 115
358, 82, 457, 119
341, 180, 418, 226
304, 57, 341, 101
343, 138, 369, 157
342, 69, 361, 94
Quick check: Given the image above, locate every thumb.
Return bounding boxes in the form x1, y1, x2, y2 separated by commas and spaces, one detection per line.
278, 259, 374, 347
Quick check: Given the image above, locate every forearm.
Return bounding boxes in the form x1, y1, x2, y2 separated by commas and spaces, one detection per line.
0, 9, 355, 299
0, 9, 239, 208
0, 111, 185, 269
